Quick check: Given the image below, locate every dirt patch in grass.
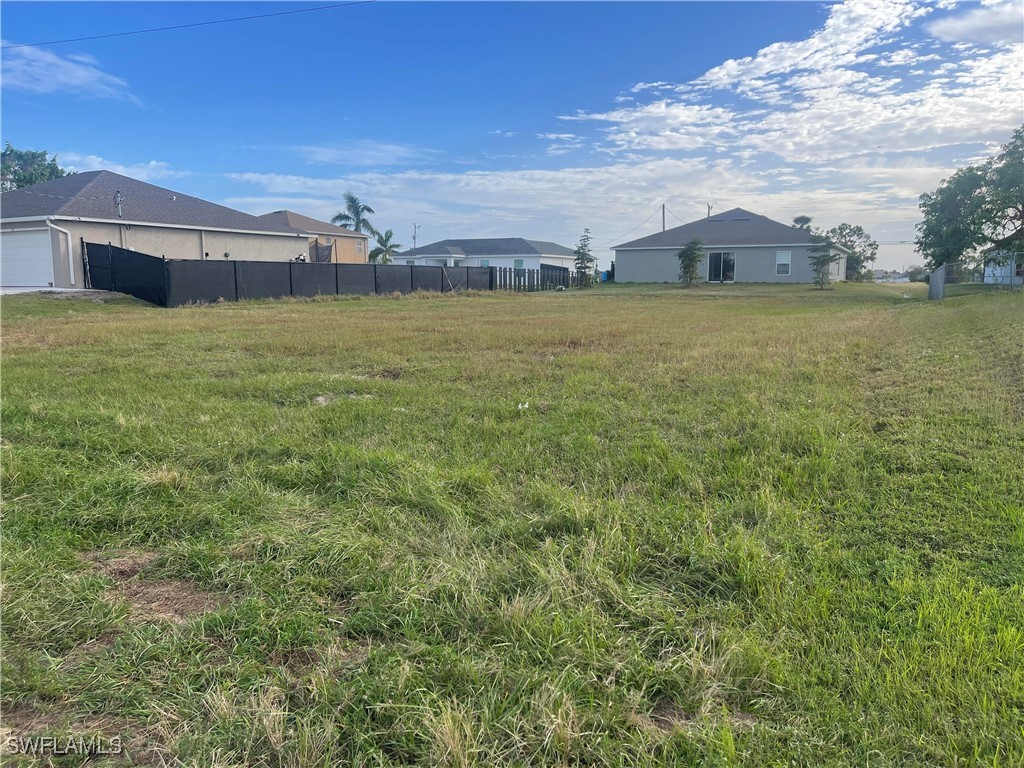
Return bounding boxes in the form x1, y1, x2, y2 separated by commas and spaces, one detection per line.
86, 549, 229, 624
647, 701, 697, 732
0, 704, 170, 766
34, 289, 125, 303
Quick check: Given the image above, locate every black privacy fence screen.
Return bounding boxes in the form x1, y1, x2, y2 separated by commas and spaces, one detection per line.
83, 242, 576, 307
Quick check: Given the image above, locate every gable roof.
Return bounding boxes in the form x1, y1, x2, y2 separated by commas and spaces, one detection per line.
614, 208, 823, 249
0, 171, 299, 235
398, 237, 575, 258
253, 210, 366, 238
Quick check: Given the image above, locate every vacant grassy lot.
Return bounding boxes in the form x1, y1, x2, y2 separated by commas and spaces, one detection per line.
2, 283, 1022, 766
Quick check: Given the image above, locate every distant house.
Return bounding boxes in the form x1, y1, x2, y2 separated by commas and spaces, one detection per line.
613, 208, 849, 284
253, 210, 368, 264
982, 246, 1023, 287
395, 238, 576, 270
0, 171, 310, 289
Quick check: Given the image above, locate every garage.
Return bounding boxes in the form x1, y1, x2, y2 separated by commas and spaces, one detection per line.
1, 229, 54, 287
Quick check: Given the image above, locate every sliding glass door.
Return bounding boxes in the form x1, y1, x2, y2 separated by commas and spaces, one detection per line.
708, 252, 735, 282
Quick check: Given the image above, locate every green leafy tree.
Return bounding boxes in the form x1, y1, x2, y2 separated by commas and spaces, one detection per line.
574, 228, 595, 287
1, 143, 70, 191
368, 229, 401, 264
793, 215, 813, 230
331, 192, 379, 239
916, 125, 1024, 269
808, 230, 840, 289
823, 223, 878, 281
676, 238, 704, 286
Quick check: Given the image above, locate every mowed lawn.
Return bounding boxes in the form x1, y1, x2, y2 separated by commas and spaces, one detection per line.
2, 283, 1022, 766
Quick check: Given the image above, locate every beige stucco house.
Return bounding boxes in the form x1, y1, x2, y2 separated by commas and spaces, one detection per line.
253, 210, 368, 264
0, 171, 332, 288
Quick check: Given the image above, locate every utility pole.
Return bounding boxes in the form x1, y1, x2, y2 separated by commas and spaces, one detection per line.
661, 203, 666, 232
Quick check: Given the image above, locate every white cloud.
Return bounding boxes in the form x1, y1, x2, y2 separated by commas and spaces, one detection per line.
926, 2, 1024, 45
0, 42, 137, 103
59, 153, 186, 182
537, 133, 578, 141
289, 141, 439, 167
488, 130, 517, 137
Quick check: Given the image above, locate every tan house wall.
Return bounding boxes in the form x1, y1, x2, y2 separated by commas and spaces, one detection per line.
33, 220, 305, 287
310, 234, 367, 264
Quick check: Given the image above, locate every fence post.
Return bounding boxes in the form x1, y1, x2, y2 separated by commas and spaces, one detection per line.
928, 264, 946, 300
107, 242, 116, 292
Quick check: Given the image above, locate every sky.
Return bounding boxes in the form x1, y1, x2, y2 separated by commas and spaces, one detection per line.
2, 0, 1022, 270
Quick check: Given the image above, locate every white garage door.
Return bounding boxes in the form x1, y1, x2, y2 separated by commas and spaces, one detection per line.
1, 230, 55, 287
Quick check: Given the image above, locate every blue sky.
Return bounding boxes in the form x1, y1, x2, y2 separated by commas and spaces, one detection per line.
2, 1, 1022, 269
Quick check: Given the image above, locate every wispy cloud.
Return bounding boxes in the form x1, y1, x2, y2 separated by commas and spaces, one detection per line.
488, 130, 517, 137
59, 153, 186, 181
0, 42, 138, 103
289, 141, 440, 167
926, 1, 1023, 45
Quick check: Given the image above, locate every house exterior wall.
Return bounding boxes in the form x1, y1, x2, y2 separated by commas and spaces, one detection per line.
4, 220, 307, 287
1, 220, 76, 287
311, 235, 366, 264
983, 253, 1022, 286
614, 245, 846, 283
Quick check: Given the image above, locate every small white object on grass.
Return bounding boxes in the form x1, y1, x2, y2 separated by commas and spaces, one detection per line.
518, 402, 529, 411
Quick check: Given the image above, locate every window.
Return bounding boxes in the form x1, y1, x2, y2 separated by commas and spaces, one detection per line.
514, 259, 524, 269
708, 252, 735, 282
1016, 260, 1023, 278
356, 241, 364, 254
775, 250, 792, 276
480, 259, 489, 268
406, 260, 416, 266
324, 236, 333, 245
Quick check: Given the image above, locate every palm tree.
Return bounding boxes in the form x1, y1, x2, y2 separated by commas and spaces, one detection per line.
368, 229, 401, 264
793, 215, 813, 230
331, 191, 379, 238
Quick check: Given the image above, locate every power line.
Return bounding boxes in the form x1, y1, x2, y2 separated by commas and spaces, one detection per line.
1, 1, 377, 50
596, 205, 662, 248
664, 204, 690, 226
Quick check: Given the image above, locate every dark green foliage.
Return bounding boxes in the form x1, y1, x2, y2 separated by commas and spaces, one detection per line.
916, 125, 1024, 269
369, 229, 401, 264
823, 223, 878, 280
676, 238, 704, 286
331, 191, 379, 239
1, 143, 69, 191
574, 228, 595, 287
807, 231, 840, 289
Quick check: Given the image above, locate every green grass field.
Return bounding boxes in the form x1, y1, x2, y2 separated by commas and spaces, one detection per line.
2, 283, 1022, 766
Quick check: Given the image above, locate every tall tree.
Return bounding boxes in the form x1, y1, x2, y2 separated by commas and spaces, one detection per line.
574, 228, 595, 287
368, 229, 401, 264
1, 143, 69, 191
823, 223, 878, 281
331, 192, 379, 239
676, 239, 703, 286
916, 125, 1024, 269
793, 215, 813, 230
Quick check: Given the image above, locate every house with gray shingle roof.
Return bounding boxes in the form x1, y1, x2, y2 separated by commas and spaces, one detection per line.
0, 171, 311, 288
613, 208, 849, 284
253, 210, 369, 264
395, 237, 576, 270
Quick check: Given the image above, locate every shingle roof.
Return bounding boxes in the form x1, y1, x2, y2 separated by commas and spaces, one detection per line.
398, 237, 575, 258
613, 208, 821, 249
253, 210, 366, 238
0, 171, 299, 234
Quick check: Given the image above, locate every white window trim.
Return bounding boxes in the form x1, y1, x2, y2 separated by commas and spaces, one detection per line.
775, 250, 792, 276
